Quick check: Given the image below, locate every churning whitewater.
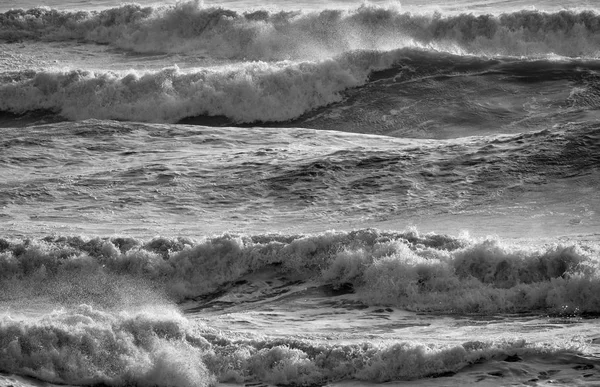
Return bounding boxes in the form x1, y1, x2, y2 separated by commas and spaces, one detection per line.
1, 0, 600, 386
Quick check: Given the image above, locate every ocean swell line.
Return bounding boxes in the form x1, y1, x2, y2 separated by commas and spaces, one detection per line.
2, 2, 600, 59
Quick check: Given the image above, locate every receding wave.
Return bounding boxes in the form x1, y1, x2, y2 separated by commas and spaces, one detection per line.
2, 229, 599, 315
2, 2, 600, 59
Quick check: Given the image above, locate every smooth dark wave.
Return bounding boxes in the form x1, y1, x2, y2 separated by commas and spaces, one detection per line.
2, 2, 600, 59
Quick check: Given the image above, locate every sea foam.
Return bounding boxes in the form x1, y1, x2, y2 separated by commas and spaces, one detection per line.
0, 305, 215, 386
1, 229, 599, 315
0, 304, 589, 386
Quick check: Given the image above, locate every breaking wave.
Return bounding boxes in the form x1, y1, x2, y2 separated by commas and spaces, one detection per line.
2, 2, 600, 59
2, 48, 600, 124
0, 51, 376, 123
2, 229, 600, 315
0, 306, 215, 387
2, 228, 598, 385
0, 304, 592, 386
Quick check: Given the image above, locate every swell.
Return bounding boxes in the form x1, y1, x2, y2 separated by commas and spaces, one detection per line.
1, 304, 591, 386
2, 2, 600, 59
2, 228, 600, 315
2, 49, 600, 124
0, 121, 598, 231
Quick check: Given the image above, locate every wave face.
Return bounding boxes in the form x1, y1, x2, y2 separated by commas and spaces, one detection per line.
2, 3, 600, 59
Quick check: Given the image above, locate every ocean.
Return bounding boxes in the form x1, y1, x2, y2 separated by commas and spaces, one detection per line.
1, 0, 600, 386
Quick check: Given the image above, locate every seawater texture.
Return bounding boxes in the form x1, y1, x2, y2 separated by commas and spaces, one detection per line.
2, 0, 600, 386
0, 121, 598, 237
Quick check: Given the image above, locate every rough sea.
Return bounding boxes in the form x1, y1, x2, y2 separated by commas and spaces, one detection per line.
1, 0, 600, 386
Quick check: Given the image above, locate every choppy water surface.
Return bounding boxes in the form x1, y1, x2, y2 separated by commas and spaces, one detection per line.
1, 0, 600, 386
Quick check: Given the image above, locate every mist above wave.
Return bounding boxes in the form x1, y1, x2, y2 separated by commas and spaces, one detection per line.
2, 1, 600, 59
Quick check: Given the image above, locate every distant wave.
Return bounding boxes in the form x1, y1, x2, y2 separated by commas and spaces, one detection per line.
2, 2, 600, 59
2, 229, 600, 315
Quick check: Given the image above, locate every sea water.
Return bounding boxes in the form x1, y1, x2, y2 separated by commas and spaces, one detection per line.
1, 0, 600, 386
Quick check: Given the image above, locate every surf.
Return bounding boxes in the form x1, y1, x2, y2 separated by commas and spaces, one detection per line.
2, 3, 600, 59
2, 50, 600, 127
2, 228, 599, 386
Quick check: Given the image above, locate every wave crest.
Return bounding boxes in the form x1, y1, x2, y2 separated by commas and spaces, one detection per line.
1, 229, 599, 315
2, 3, 600, 59
0, 49, 405, 123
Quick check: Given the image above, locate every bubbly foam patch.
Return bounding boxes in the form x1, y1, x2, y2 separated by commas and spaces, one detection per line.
0, 58, 367, 123
0, 305, 214, 386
